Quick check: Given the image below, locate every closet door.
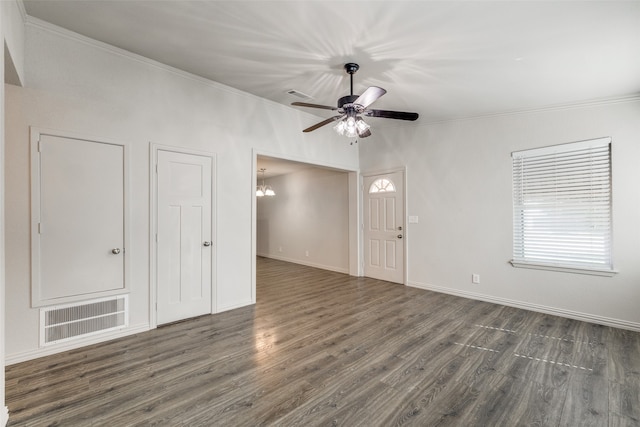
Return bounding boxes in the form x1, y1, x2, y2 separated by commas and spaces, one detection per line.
32, 131, 127, 306
156, 149, 213, 325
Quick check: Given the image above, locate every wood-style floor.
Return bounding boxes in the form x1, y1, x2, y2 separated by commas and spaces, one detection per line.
6, 257, 640, 426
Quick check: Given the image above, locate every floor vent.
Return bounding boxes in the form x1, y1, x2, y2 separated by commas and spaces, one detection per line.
40, 295, 129, 346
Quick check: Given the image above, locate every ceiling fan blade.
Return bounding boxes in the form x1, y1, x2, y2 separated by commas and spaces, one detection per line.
303, 115, 344, 132
292, 102, 338, 111
354, 86, 387, 108
364, 109, 419, 121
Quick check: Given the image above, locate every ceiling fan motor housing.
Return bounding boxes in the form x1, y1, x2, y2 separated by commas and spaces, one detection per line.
338, 95, 359, 108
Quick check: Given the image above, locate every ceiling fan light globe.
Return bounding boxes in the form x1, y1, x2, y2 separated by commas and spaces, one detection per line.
356, 117, 370, 132
256, 187, 265, 197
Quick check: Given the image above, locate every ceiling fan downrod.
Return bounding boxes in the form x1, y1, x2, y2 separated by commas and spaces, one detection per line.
344, 62, 359, 96
339, 63, 360, 108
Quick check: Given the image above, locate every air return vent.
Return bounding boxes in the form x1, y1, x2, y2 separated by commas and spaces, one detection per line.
40, 295, 129, 346
286, 89, 312, 100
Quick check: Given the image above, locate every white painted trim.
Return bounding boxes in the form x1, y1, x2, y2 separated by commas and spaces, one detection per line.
216, 301, 254, 314
420, 95, 640, 126
251, 154, 258, 305
408, 280, 640, 332
361, 167, 408, 285
0, 406, 7, 427
257, 254, 349, 275
510, 261, 618, 277
15, 0, 27, 22
149, 144, 217, 328
29, 127, 131, 307
348, 171, 361, 277
255, 148, 359, 176
5, 324, 150, 365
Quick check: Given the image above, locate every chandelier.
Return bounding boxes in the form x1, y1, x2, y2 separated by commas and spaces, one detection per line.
256, 168, 275, 197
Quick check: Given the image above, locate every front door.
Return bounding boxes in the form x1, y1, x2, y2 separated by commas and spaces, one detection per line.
363, 171, 405, 284
157, 150, 213, 325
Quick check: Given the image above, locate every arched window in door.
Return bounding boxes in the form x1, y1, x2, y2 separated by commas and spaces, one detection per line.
369, 178, 396, 193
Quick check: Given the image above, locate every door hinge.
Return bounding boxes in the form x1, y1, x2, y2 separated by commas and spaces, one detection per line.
38, 223, 42, 234
155, 164, 158, 173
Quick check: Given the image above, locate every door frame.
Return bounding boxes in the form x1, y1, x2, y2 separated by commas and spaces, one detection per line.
149, 143, 217, 329
251, 149, 361, 303
361, 167, 407, 285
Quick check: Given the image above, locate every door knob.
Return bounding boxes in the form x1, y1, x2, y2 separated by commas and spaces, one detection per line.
203, 241, 212, 247
397, 235, 403, 239
111, 248, 121, 254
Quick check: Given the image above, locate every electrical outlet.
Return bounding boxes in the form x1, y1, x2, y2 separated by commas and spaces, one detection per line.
278, 246, 283, 253
305, 250, 309, 257
472, 274, 480, 284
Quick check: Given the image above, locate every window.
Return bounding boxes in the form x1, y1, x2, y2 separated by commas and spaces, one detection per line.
369, 178, 396, 193
511, 137, 614, 275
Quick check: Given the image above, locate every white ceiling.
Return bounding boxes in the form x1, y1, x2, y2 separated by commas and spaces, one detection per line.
22, 1, 640, 176
23, 0, 640, 127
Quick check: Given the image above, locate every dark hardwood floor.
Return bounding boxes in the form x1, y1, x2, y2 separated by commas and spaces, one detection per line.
6, 257, 640, 426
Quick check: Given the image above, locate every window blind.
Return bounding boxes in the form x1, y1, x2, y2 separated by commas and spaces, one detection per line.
512, 137, 612, 272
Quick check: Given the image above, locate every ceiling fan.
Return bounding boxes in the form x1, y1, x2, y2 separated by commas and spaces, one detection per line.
292, 63, 419, 138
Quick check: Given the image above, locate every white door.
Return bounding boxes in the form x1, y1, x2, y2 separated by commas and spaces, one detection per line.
157, 150, 213, 325
32, 134, 126, 305
363, 171, 404, 284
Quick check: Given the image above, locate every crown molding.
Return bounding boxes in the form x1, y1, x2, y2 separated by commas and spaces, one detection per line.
15, 0, 27, 22
421, 94, 640, 126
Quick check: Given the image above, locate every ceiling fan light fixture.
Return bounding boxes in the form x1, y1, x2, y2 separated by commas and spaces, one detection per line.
356, 116, 370, 133
333, 119, 347, 136
334, 115, 369, 138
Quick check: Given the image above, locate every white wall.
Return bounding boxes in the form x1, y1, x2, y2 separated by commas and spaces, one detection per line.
4, 20, 358, 363
257, 168, 349, 273
2, 0, 24, 86
1, 1, 25, 421
360, 99, 640, 330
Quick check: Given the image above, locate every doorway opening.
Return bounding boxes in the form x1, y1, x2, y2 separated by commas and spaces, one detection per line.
251, 153, 360, 303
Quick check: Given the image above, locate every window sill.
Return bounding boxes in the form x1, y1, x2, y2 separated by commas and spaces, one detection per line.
509, 261, 618, 277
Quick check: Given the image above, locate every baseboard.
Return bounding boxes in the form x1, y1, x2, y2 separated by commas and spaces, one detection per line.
5, 323, 150, 365
1, 406, 8, 427
408, 280, 640, 332
216, 300, 254, 313
257, 253, 349, 274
